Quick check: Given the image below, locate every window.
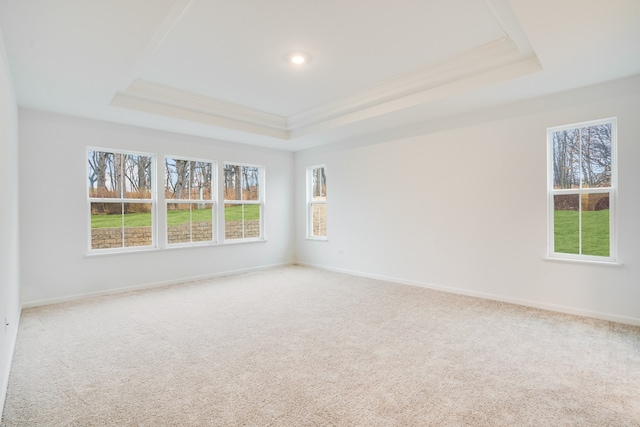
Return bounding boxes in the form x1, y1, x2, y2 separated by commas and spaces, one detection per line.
165, 158, 215, 245
307, 165, 327, 239
223, 163, 264, 241
88, 149, 154, 251
547, 118, 616, 261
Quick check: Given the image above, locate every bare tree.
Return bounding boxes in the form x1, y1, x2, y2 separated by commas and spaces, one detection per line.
88, 151, 111, 196
173, 160, 188, 199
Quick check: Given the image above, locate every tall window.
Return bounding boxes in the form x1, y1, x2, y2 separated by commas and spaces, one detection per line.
88, 149, 154, 251
307, 165, 327, 239
223, 163, 264, 241
165, 158, 215, 245
547, 118, 616, 261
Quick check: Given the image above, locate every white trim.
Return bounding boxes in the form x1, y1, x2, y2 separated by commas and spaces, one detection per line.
542, 256, 622, 267
118, 0, 194, 91
222, 163, 265, 242
124, 79, 287, 130
295, 262, 640, 327
546, 117, 617, 262
306, 165, 327, 240
109, 1, 540, 141
110, 90, 289, 140
21, 262, 292, 309
87, 147, 157, 253
222, 237, 267, 245
164, 156, 217, 246
0, 309, 20, 419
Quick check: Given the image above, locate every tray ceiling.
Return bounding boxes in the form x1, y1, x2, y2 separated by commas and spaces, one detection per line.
1, 0, 639, 150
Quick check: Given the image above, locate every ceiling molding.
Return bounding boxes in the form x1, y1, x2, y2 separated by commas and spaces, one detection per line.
123, 79, 287, 130
118, 0, 194, 92
111, 36, 541, 140
290, 54, 543, 139
287, 36, 530, 130
110, 91, 290, 140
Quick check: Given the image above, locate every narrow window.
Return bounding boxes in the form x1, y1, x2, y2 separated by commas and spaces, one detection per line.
88, 149, 154, 251
307, 165, 327, 239
547, 118, 616, 261
223, 163, 264, 241
165, 158, 215, 245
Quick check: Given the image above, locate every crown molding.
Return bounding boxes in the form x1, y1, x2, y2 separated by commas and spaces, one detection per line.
287, 36, 532, 131
110, 90, 290, 140
109, 0, 540, 141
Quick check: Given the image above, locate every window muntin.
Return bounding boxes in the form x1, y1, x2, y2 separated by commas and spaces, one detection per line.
307, 165, 327, 239
547, 118, 616, 261
165, 158, 215, 245
88, 149, 155, 251
223, 163, 264, 241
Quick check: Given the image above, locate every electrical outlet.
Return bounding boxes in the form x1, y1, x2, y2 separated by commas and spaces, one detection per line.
338, 249, 344, 255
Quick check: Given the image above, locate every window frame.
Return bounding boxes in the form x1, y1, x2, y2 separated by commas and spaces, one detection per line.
164, 156, 217, 247
222, 162, 265, 243
87, 147, 156, 253
546, 117, 617, 263
306, 164, 327, 241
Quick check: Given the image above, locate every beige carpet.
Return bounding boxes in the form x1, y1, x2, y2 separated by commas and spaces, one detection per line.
2, 265, 639, 426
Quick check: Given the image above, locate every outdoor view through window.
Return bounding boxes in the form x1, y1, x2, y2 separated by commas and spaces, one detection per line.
88, 149, 154, 250
223, 164, 263, 240
549, 119, 615, 260
308, 166, 327, 239
165, 158, 214, 244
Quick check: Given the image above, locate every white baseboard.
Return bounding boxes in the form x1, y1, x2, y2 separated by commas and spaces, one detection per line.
1, 308, 21, 420
295, 262, 640, 327
21, 262, 293, 309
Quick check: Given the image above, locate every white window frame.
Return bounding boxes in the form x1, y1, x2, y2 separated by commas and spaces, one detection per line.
164, 156, 217, 247
223, 162, 265, 243
546, 118, 617, 263
87, 147, 156, 253
306, 165, 327, 240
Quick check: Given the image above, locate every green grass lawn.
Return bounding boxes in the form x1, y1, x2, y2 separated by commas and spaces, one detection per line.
224, 204, 260, 221
91, 212, 153, 228
91, 205, 260, 228
554, 209, 609, 256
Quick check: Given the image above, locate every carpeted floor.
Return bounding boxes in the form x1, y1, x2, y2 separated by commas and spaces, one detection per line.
2, 265, 640, 426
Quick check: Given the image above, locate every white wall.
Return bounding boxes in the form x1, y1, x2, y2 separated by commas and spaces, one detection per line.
295, 76, 640, 325
19, 110, 294, 305
0, 27, 20, 415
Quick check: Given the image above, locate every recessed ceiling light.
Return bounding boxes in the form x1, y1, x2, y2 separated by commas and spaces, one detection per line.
286, 52, 311, 65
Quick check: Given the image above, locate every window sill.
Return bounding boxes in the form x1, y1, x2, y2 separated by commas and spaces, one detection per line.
222, 238, 267, 245
86, 246, 158, 257
85, 239, 264, 257
543, 256, 622, 267
306, 237, 328, 242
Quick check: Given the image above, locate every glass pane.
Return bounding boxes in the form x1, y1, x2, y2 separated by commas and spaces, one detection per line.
553, 194, 579, 254
242, 166, 260, 201
581, 124, 612, 188
123, 203, 152, 247
225, 203, 260, 239
244, 204, 261, 238
312, 203, 326, 237
165, 158, 190, 200
192, 203, 213, 242
190, 161, 212, 201
581, 194, 610, 256
225, 203, 242, 239
167, 203, 191, 244
552, 129, 580, 189
312, 167, 326, 201
91, 202, 122, 249
124, 155, 152, 199
223, 164, 241, 201
88, 151, 119, 198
